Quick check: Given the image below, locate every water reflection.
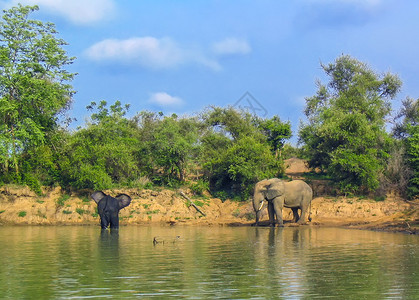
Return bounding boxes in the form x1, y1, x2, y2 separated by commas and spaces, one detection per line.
0, 226, 417, 299
99, 229, 119, 256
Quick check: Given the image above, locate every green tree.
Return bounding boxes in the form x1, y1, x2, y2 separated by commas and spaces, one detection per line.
20, 129, 70, 193
0, 4, 75, 181
203, 106, 256, 139
299, 55, 401, 194
393, 97, 419, 198
393, 97, 419, 139
147, 114, 200, 185
60, 101, 140, 189
201, 107, 287, 199
256, 116, 292, 159
405, 124, 419, 198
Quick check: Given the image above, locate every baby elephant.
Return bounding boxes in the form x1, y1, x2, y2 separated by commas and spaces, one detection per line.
91, 191, 132, 229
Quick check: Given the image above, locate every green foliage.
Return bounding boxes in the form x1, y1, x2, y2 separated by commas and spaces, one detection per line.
21, 130, 70, 188
0, 4, 75, 181
76, 208, 88, 215
21, 170, 42, 195
393, 98, 419, 199
256, 116, 292, 158
130, 111, 202, 187
18, 211, 26, 217
201, 107, 287, 199
129, 176, 152, 189
57, 194, 70, 207
193, 200, 205, 207
374, 195, 386, 202
189, 180, 209, 196
299, 55, 402, 194
59, 101, 141, 189
282, 144, 306, 160
145, 113, 200, 184
5, 15, 414, 203
405, 123, 419, 198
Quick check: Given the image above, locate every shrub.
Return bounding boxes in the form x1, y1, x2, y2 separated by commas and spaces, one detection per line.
189, 180, 209, 196
76, 208, 88, 215
57, 194, 70, 207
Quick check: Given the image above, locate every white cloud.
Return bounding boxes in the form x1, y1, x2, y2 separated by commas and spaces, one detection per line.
343, 0, 381, 5
8, 0, 115, 24
85, 37, 183, 69
85, 37, 221, 70
212, 38, 251, 55
305, 0, 381, 7
148, 92, 184, 107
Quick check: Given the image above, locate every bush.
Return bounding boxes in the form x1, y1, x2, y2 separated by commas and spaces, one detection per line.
57, 194, 70, 207
189, 180, 209, 196
76, 208, 88, 215
206, 136, 282, 200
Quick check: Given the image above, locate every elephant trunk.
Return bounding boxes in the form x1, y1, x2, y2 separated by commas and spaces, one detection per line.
253, 192, 266, 225
253, 193, 265, 212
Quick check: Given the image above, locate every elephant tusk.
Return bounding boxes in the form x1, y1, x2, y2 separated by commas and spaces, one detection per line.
258, 200, 264, 211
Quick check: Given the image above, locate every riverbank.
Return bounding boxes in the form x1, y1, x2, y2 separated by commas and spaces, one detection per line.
0, 185, 418, 234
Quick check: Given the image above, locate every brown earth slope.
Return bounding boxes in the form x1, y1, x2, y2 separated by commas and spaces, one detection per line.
0, 158, 417, 233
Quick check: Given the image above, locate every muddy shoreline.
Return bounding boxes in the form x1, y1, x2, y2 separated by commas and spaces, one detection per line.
1, 185, 417, 234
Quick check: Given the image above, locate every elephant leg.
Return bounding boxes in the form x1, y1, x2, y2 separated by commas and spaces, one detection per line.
268, 201, 275, 227
100, 213, 110, 229
297, 204, 309, 224
109, 212, 120, 229
291, 207, 300, 223
272, 197, 284, 227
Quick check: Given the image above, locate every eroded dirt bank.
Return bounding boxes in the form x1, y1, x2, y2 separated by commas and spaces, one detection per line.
0, 185, 418, 234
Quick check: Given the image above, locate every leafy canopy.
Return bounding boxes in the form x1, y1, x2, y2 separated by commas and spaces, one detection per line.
0, 4, 75, 179
59, 101, 140, 190
137, 112, 200, 185
394, 98, 419, 198
299, 55, 401, 194
201, 107, 289, 199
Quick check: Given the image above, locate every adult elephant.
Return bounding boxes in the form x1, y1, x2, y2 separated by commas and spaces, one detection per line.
253, 178, 312, 227
91, 191, 132, 229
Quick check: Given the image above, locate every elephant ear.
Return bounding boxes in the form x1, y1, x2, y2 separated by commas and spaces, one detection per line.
116, 194, 131, 209
91, 191, 107, 204
265, 189, 280, 200
254, 180, 268, 211
265, 179, 284, 200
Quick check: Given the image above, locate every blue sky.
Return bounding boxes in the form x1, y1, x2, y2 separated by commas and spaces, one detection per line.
2, 0, 419, 143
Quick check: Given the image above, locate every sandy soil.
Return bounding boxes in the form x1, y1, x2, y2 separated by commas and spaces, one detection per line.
0, 158, 418, 234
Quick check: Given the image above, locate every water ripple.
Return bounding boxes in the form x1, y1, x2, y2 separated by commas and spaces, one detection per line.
0, 226, 417, 299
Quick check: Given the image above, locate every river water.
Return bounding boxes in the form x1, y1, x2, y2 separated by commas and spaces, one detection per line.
0, 226, 417, 299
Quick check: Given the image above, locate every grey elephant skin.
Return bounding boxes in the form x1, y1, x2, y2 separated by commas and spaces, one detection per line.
91, 191, 132, 229
253, 178, 312, 227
